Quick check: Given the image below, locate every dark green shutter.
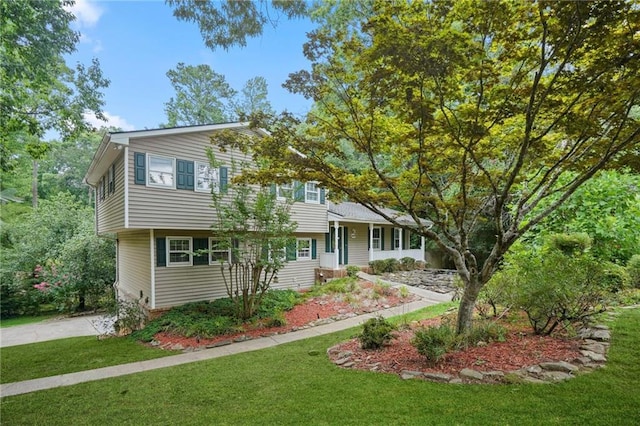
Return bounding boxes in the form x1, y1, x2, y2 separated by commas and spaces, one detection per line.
176, 159, 194, 190
319, 188, 325, 204
325, 233, 331, 253
402, 231, 407, 250
312, 239, 317, 260
286, 239, 297, 261
381, 228, 385, 251
193, 238, 209, 265
294, 181, 304, 202
367, 227, 370, 249
343, 227, 348, 264
110, 164, 116, 193
219, 166, 228, 193
134, 152, 146, 185
156, 238, 166, 267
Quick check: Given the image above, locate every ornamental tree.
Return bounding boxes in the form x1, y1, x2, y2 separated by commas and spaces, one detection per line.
225, 1, 639, 333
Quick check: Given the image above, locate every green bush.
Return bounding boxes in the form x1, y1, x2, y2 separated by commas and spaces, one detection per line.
628, 255, 640, 288
369, 258, 401, 275
358, 316, 396, 349
602, 262, 631, 293
257, 289, 301, 318
346, 265, 361, 277
400, 257, 416, 271
307, 277, 358, 296
547, 232, 592, 255
411, 323, 457, 363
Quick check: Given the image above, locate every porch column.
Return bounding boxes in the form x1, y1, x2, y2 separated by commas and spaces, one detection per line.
369, 223, 374, 262
334, 221, 340, 270
398, 228, 403, 259
420, 236, 426, 262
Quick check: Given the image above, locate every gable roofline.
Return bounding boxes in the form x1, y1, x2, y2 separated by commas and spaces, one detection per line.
83, 122, 267, 187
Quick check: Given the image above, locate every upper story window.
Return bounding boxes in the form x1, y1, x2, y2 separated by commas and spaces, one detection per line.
148, 154, 175, 188
371, 227, 381, 250
167, 237, 192, 266
209, 238, 231, 263
196, 162, 219, 193
277, 183, 293, 200
305, 182, 319, 204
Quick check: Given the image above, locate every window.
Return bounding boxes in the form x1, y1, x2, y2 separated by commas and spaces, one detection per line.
167, 237, 192, 266
196, 162, 219, 193
305, 182, 319, 203
372, 227, 381, 250
148, 154, 175, 188
277, 183, 293, 200
209, 238, 231, 263
297, 238, 312, 260
394, 228, 401, 250
108, 165, 115, 195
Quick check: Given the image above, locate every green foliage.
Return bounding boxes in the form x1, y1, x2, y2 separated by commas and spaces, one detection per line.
411, 323, 457, 364
358, 316, 396, 349
307, 276, 358, 297
345, 265, 361, 277
400, 257, 416, 271
627, 255, 640, 288
602, 262, 631, 293
546, 233, 592, 256
369, 258, 401, 275
491, 239, 609, 335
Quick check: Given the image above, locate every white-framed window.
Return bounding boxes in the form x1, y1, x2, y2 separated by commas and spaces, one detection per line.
297, 238, 312, 260
305, 182, 319, 204
148, 154, 175, 188
393, 228, 401, 250
277, 182, 293, 200
372, 227, 381, 250
196, 162, 219, 193
167, 237, 192, 266
209, 238, 231, 264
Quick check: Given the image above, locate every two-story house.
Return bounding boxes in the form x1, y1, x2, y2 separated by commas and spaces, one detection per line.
84, 122, 428, 315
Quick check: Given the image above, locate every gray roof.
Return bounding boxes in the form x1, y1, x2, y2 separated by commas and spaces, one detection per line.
327, 201, 431, 227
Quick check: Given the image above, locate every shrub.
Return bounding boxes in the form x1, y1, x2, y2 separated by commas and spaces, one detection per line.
602, 262, 631, 293
369, 258, 401, 275
461, 321, 507, 348
263, 310, 287, 327
358, 316, 396, 349
257, 289, 301, 318
411, 322, 457, 363
546, 232, 592, 255
628, 255, 640, 288
346, 265, 361, 278
400, 257, 416, 271
307, 277, 357, 296
372, 280, 393, 298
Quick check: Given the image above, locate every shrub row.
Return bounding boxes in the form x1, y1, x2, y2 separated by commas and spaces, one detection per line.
369, 257, 422, 275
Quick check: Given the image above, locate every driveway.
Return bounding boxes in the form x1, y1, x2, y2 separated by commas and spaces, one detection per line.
0, 314, 114, 347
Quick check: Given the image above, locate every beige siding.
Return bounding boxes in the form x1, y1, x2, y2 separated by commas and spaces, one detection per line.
344, 223, 370, 266
96, 153, 125, 234
117, 230, 152, 304
289, 202, 328, 233
152, 230, 322, 309
128, 132, 253, 230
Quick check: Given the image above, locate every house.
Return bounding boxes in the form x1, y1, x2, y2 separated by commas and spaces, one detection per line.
84, 122, 429, 315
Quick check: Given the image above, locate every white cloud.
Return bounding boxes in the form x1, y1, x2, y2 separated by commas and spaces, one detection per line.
84, 112, 136, 131
65, 0, 104, 28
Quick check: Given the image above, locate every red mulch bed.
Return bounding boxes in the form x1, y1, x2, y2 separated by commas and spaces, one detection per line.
152, 281, 583, 377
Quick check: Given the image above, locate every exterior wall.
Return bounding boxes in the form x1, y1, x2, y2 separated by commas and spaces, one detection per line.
116, 230, 152, 304
96, 153, 125, 234
152, 230, 324, 309
289, 202, 328, 234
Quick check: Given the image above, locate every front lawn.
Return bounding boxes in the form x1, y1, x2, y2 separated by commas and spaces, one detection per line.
1, 308, 638, 425
0, 337, 178, 384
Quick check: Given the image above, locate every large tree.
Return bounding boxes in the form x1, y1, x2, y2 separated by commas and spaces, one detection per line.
222, 0, 639, 334
0, 0, 109, 151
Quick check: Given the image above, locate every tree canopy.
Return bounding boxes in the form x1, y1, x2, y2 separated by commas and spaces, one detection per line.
224, 0, 640, 333
0, 0, 109, 148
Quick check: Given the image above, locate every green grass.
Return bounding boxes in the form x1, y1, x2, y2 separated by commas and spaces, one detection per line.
0, 312, 59, 328
1, 308, 639, 425
0, 337, 178, 383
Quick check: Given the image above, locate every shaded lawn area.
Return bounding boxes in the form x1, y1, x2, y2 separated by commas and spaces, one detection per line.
1, 337, 179, 384
1, 308, 639, 425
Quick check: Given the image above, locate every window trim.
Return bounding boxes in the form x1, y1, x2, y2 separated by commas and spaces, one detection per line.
108, 165, 115, 195
166, 236, 193, 267
147, 154, 176, 189
297, 238, 312, 260
195, 162, 219, 193
393, 228, 401, 250
371, 227, 381, 251
208, 238, 231, 264
305, 182, 320, 204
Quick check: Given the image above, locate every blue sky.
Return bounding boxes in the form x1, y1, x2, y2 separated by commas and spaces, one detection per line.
65, 0, 314, 133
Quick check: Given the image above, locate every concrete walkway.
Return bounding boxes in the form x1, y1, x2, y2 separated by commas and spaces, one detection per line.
1, 281, 452, 398
1, 314, 112, 348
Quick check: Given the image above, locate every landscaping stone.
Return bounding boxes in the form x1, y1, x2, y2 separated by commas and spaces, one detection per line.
539, 361, 579, 373
401, 370, 424, 380
383, 269, 457, 294
460, 368, 484, 380
541, 371, 572, 382
580, 350, 607, 362
423, 372, 453, 382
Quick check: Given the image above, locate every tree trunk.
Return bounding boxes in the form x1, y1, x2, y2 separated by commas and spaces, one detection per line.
32, 160, 38, 208
456, 276, 482, 334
